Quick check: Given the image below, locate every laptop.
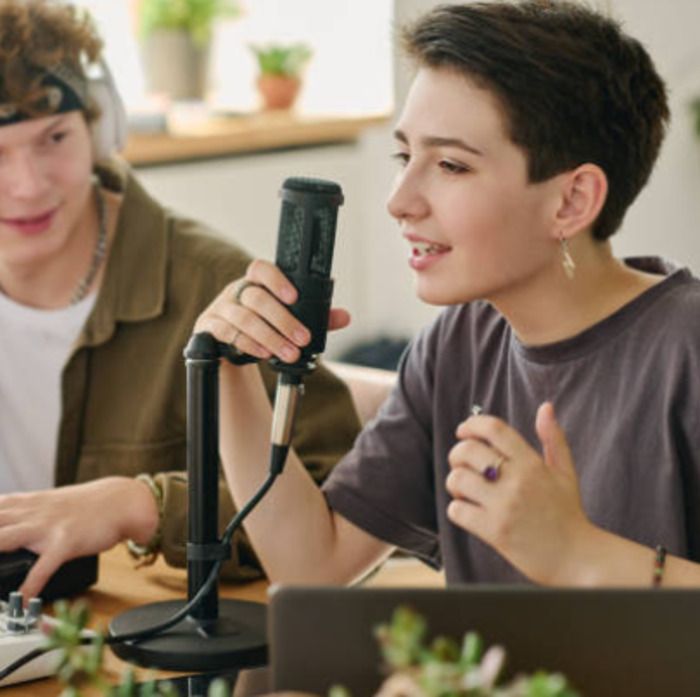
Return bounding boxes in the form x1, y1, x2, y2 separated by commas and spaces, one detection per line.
269, 585, 700, 697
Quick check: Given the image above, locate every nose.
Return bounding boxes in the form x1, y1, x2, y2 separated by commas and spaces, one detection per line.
386, 165, 429, 222
2, 150, 50, 200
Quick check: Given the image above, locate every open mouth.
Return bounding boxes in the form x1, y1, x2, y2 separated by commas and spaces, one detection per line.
410, 240, 451, 258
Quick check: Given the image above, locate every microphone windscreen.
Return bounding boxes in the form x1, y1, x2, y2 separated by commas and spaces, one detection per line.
274, 177, 344, 361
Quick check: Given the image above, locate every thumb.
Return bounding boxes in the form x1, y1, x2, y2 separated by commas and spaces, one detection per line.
535, 401, 575, 475
328, 307, 351, 331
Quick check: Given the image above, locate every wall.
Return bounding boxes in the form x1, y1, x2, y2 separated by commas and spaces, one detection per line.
607, 0, 700, 266
137, 144, 371, 359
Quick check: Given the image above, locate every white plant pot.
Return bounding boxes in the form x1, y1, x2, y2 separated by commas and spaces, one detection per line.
142, 29, 209, 101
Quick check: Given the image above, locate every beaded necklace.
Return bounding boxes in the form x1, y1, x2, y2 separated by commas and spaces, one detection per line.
69, 183, 107, 305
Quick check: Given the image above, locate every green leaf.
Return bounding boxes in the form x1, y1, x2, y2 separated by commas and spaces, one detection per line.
460, 631, 483, 668
249, 43, 313, 76
140, 0, 240, 45
207, 678, 230, 697
328, 685, 354, 697
522, 671, 580, 697
374, 605, 428, 669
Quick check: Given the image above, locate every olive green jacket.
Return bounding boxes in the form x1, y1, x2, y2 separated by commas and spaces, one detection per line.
56, 160, 361, 580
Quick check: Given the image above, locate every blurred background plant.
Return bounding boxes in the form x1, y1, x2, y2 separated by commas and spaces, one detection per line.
140, 0, 240, 46
249, 43, 313, 78
139, 0, 241, 100
44, 600, 228, 697
249, 43, 313, 110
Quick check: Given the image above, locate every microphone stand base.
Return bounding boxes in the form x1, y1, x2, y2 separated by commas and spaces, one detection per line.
109, 599, 267, 672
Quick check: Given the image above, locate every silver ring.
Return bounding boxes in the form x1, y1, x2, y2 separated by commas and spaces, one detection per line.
482, 455, 505, 482
233, 280, 263, 305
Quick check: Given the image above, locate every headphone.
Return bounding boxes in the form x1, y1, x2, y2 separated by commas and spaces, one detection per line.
84, 58, 128, 162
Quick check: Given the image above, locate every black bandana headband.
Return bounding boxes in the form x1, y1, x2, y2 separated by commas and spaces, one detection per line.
0, 64, 88, 126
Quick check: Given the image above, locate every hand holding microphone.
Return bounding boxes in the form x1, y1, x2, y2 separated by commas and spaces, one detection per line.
195, 177, 349, 369
193, 177, 348, 472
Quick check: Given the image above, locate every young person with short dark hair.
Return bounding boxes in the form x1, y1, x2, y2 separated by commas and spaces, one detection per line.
0, 0, 360, 599
196, 0, 700, 587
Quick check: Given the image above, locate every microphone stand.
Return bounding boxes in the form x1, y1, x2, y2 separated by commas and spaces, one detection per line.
109, 332, 267, 672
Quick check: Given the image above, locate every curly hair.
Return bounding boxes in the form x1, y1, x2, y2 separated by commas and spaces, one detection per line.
0, 0, 103, 120
402, 1, 670, 241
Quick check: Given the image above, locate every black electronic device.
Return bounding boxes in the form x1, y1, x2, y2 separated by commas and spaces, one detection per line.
0, 549, 98, 601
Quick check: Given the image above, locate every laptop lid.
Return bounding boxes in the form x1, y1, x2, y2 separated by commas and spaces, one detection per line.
269, 585, 700, 697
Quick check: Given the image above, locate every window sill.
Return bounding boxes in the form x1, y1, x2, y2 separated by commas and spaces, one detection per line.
123, 111, 390, 167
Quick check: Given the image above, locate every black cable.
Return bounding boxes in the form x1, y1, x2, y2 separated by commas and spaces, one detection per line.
106, 464, 282, 646
0, 448, 288, 683
0, 646, 49, 683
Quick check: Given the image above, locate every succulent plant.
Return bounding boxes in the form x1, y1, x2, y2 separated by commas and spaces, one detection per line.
330, 606, 580, 697
43, 600, 227, 697
249, 43, 313, 78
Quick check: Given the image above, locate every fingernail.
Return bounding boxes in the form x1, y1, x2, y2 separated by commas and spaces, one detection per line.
281, 287, 295, 304
293, 329, 308, 344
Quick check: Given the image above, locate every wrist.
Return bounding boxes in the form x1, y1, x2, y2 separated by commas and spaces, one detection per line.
542, 520, 607, 587
125, 474, 164, 567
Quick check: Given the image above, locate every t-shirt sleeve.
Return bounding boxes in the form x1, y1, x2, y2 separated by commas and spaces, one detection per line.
322, 324, 441, 568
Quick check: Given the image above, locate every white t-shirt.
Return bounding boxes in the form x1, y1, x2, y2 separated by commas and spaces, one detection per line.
0, 291, 95, 493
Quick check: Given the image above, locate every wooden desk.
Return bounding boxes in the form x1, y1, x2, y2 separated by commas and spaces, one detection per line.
1, 547, 268, 696
1, 549, 442, 695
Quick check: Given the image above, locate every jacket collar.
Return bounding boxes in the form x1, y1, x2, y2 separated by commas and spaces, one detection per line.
79, 159, 168, 347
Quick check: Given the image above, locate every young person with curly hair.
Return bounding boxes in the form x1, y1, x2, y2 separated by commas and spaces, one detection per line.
0, 0, 360, 599
197, 1, 700, 587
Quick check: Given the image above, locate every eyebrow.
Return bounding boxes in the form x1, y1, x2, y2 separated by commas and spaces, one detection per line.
393, 129, 484, 156
0, 114, 68, 151
40, 114, 69, 136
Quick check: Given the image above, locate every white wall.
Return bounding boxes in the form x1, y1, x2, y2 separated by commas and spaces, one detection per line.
607, 0, 700, 266
137, 0, 700, 357
137, 144, 371, 359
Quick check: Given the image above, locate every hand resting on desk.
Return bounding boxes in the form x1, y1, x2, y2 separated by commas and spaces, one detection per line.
0, 477, 158, 599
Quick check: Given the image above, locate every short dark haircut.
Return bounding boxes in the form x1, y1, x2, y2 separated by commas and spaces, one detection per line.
402, 1, 670, 240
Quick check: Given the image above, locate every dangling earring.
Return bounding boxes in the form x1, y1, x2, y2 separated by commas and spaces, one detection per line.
560, 234, 576, 280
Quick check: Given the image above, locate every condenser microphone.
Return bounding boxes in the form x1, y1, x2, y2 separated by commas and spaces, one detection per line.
273, 176, 344, 371
108, 178, 344, 675
269, 177, 344, 468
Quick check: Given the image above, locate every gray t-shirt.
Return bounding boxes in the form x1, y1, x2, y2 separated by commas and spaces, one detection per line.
323, 258, 700, 584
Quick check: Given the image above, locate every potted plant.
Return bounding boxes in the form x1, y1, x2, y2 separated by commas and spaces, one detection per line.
250, 42, 313, 111
139, 0, 240, 101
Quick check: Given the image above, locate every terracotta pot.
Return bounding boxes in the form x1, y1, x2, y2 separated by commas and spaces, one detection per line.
256, 74, 301, 110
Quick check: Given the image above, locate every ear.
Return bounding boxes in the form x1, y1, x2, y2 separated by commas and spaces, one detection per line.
551, 164, 608, 241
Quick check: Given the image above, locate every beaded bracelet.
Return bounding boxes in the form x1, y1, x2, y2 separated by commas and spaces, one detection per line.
126, 473, 164, 568
652, 544, 667, 588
